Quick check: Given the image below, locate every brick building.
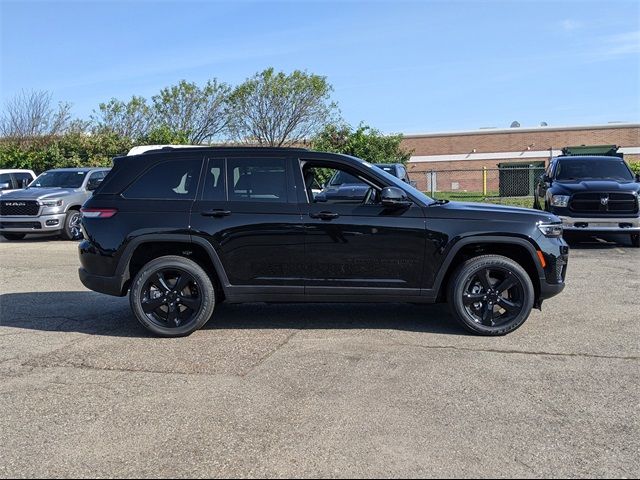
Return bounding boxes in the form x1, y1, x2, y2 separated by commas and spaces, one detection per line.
402, 123, 640, 192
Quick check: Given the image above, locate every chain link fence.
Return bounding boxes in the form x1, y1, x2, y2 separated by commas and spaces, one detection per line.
421, 165, 545, 207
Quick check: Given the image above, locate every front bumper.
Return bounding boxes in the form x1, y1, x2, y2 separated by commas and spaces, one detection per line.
559, 215, 640, 232
0, 213, 66, 233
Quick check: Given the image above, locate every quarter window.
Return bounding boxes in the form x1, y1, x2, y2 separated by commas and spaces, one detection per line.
227, 158, 287, 202
124, 159, 201, 200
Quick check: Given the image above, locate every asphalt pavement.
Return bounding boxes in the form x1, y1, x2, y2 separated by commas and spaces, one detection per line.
0, 233, 638, 478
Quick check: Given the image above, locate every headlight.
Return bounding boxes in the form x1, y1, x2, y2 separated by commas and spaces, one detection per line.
538, 222, 563, 238
551, 195, 570, 207
39, 199, 63, 207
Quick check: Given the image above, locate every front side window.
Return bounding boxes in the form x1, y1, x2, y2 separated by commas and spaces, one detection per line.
124, 159, 201, 199
14, 172, 34, 187
227, 158, 287, 202
304, 163, 380, 205
31, 171, 87, 188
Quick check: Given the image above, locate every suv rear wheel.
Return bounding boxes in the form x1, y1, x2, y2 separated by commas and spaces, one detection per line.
129, 255, 215, 337
448, 255, 534, 336
631, 233, 640, 248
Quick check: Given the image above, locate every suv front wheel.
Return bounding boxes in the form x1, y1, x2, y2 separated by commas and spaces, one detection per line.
129, 255, 216, 337
448, 255, 535, 336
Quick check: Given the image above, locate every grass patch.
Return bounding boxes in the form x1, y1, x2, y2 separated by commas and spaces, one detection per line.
428, 191, 535, 209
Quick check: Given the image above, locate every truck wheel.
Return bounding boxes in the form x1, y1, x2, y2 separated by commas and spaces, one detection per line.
129, 255, 215, 337
1, 233, 26, 241
631, 234, 640, 248
61, 210, 83, 240
448, 255, 534, 336
533, 197, 541, 210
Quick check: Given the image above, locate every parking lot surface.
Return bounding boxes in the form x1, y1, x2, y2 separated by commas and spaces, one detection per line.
0, 234, 638, 478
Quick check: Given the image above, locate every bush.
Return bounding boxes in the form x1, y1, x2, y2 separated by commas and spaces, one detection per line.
629, 161, 640, 174
0, 132, 133, 174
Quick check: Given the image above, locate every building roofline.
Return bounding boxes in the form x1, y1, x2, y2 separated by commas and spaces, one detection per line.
402, 122, 640, 139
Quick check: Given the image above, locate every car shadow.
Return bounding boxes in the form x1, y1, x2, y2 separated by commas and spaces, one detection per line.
0, 291, 466, 338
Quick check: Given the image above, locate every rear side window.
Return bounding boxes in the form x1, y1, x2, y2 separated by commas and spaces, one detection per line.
202, 159, 226, 201
227, 158, 287, 202
124, 159, 202, 200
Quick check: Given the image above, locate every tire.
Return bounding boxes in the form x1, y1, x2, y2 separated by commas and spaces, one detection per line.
1, 233, 26, 241
533, 197, 541, 210
60, 209, 83, 241
631, 233, 640, 248
448, 255, 535, 336
129, 255, 215, 337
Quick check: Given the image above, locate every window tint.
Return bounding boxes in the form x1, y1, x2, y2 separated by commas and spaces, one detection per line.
124, 159, 201, 200
303, 164, 379, 205
228, 158, 287, 202
88, 171, 107, 182
14, 172, 33, 186
0, 173, 13, 189
202, 159, 226, 201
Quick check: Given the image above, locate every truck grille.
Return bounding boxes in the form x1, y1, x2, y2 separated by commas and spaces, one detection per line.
569, 192, 637, 214
0, 200, 40, 216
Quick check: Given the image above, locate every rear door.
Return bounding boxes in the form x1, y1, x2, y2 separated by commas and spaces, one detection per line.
190, 155, 305, 291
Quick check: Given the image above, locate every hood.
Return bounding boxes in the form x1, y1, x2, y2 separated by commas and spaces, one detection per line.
553, 179, 640, 194
0, 187, 79, 201
441, 201, 558, 223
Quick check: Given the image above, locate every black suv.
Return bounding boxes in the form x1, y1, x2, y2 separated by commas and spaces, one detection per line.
79, 147, 568, 337
534, 155, 640, 247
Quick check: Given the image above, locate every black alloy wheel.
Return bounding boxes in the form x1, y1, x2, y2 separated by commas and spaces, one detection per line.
449, 255, 534, 336
129, 255, 216, 337
141, 268, 202, 328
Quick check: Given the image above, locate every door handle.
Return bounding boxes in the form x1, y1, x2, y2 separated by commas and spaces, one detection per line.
201, 209, 232, 217
310, 211, 339, 220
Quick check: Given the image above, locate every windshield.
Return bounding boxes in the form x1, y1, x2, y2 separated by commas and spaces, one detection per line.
329, 170, 364, 186
30, 171, 87, 188
556, 159, 634, 181
374, 164, 397, 176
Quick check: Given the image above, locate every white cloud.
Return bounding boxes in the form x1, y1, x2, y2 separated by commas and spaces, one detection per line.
560, 19, 583, 32
592, 30, 640, 60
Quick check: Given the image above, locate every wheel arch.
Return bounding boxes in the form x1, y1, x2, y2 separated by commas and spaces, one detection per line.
433, 236, 544, 304
117, 234, 230, 298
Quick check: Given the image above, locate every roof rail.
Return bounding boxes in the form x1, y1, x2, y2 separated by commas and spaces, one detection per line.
127, 144, 311, 156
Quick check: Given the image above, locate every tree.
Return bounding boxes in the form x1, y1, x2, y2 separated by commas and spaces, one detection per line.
228, 68, 338, 147
312, 123, 412, 163
0, 90, 71, 139
152, 79, 231, 144
90, 96, 151, 139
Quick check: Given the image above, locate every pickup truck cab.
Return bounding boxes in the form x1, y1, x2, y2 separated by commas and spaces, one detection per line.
534, 155, 640, 247
0, 169, 36, 196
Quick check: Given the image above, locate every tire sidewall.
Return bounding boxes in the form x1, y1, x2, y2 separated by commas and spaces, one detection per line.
61, 210, 83, 241
449, 255, 535, 336
129, 256, 215, 337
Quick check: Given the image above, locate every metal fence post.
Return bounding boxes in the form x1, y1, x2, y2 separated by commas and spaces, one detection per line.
482, 167, 487, 197
430, 170, 435, 197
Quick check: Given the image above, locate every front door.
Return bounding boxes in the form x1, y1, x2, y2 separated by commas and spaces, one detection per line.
298, 159, 426, 295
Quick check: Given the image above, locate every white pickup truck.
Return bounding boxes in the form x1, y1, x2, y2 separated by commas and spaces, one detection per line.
0, 169, 36, 196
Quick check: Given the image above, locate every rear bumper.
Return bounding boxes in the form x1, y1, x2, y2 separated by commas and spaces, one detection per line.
0, 213, 66, 233
559, 215, 640, 232
79, 268, 127, 297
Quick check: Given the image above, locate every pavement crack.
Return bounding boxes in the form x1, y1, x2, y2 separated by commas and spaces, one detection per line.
392, 343, 639, 361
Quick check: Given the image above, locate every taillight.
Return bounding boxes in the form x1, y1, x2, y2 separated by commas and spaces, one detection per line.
81, 208, 118, 218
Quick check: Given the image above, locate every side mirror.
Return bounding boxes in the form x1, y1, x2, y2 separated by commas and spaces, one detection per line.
86, 179, 102, 191
0, 182, 11, 190
380, 186, 412, 209
543, 174, 552, 185
635, 173, 640, 182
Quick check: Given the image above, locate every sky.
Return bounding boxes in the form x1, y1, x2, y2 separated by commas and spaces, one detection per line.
1, 0, 639, 134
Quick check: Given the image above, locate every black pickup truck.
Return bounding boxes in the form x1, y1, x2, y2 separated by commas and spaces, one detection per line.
534, 155, 640, 247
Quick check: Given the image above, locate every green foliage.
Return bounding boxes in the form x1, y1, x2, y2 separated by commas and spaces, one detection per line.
229, 68, 338, 146
629, 161, 640, 174
0, 132, 133, 173
141, 125, 191, 145
312, 123, 412, 164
